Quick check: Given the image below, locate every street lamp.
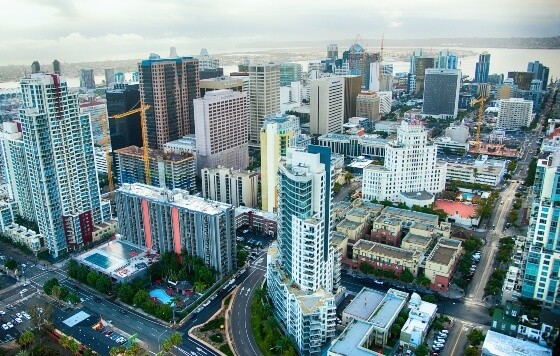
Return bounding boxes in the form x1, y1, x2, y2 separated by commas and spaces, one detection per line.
157, 328, 169, 352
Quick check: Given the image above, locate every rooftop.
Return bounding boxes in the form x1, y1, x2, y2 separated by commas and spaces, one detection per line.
369, 289, 408, 329
374, 214, 402, 226
118, 183, 233, 215
235, 206, 277, 221
401, 233, 433, 247
434, 200, 477, 219
344, 288, 386, 321
329, 320, 381, 356
400, 190, 434, 201
115, 145, 194, 162
354, 240, 419, 262
427, 244, 459, 266
382, 207, 439, 224
482, 330, 552, 356
337, 219, 362, 230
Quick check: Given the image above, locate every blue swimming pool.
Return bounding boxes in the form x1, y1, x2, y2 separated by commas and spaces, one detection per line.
84, 253, 119, 270
462, 192, 474, 199
150, 289, 174, 306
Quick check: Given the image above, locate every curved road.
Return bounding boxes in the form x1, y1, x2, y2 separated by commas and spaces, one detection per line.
229, 251, 267, 356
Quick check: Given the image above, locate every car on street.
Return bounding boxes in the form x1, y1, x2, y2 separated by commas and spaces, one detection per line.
433, 343, 444, 348
373, 280, 384, 285
21, 288, 28, 294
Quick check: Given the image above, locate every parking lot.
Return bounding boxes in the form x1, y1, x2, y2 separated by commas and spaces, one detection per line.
0, 301, 34, 346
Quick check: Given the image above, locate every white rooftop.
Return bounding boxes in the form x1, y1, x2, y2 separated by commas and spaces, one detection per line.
235, 206, 277, 221
482, 330, 552, 356
344, 288, 385, 321
118, 183, 232, 215
369, 290, 408, 329
329, 320, 382, 356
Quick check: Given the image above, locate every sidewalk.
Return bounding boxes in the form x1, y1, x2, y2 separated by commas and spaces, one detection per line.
437, 284, 465, 299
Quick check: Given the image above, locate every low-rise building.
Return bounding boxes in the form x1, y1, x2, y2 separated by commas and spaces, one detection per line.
337, 219, 367, 241
409, 221, 451, 239
3, 223, 43, 253
91, 220, 118, 242
443, 157, 506, 187
424, 238, 462, 292
399, 293, 438, 350
329, 288, 409, 355
401, 233, 434, 254
234, 206, 277, 237
201, 166, 260, 208
434, 200, 480, 227
352, 239, 422, 276
399, 190, 435, 208
317, 133, 387, 158
482, 330, 552, 356
491, 302, 520, 337
370, 214, 402, 246
502, 266, 520, 304
433, 136, 469, 156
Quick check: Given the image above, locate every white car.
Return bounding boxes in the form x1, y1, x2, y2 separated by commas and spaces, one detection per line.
16, 313, 22, 318
21, 288, 28, 294
22, 313, 31, 320
0, 310, 5, 315
1, 324, 8, 330
14, 317, 22, 324
433, 343, 444, 348
6, 322, 13, 328
21, 264, 26, 268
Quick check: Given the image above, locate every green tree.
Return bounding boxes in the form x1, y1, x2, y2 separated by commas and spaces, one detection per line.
95, 274, 112, 294
87, 271, 99, 287
422, 294, 438, 303
117, 283, 137, 304
133, 289, 150, 308
4, 258, 17, 270
525, 158, 537, 187
465, 346, 478, 356
67, 259, 79, 279
17, 330, 34, 348
416, 274, 432, 287
415, 344, 429, 356
43, 278, 59, 295
400, 269, 414, 283
467, 328, 485, 346
77, 265, 89, 283
51, 285, 62, 300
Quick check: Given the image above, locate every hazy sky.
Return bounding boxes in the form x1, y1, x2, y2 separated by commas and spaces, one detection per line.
1, 0, 558, 64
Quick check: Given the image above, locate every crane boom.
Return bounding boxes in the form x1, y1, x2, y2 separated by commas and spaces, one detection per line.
472, 96, 485, 147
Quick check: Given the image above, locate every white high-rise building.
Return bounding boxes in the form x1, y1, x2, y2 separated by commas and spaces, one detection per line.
201, 166, 259, 208
497, 98, 533, 130
267, 145, 340, 355
378, 91, 393, 114
362, 121, 447, 204
194, 89, 249, 172
249, 63, 280, 145
369, 61, 380, 92
310, 77, 345, 135
18, 73, 108, 257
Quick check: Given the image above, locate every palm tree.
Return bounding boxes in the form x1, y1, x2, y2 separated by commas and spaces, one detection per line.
254, 287, 266, 303
193, 281, 206, 293
169, 332, 182, 346
275, 336, 293, 354
263, 317, 277, 336
17, 330, 34, 349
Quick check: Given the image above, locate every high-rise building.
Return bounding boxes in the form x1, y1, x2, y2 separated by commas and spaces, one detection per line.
380, 64, 394, 91
139, 56, 200, 149
52, 60, 61, 75
378, 91, 393, 114
413, 57, 435, 95
248, 63, 280, 145
407, 50, 423, 94
31, 61, 40, 74
0, 122, 35, 221
104, 68, 116, 88
197, 48, 223, 80
507, 71, 534, 91
422, 69, 461, 119
201, 166, 259, 208
527, 61, 549, 91
260, 114, 302, 213
362, 121, 447, 204
79, 68, 96, 89
279, 63, 303, 86
497, 98, 533, 130
436, 50, 458, 70
199, 76, 244, 97
79, 99, 108, 146
310, 77, 345, 135
343, 75, 362, 120
327, 44, 338, 60
115, 183, 236, 277
342, 44, 380, 89
474, 52, 491, 83
106, 83, 142, 150
18, 73, 108, 257
194, 90, 249, 172
115, 145, 196, 192
520, 152, 560, 309
356, 92, 380, 120
267, 145, 340, 355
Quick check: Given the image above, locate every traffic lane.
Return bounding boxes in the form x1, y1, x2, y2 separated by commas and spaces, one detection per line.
441, 320, 468, 356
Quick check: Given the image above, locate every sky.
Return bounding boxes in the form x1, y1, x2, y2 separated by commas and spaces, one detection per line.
1, 0, 559, 65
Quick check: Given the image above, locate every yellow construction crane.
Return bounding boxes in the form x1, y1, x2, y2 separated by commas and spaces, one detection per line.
472, 96, 486, 147
103, 104, 151, 199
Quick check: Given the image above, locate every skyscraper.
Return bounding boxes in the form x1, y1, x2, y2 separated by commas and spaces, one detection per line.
310, 77, 345, 134
267, 145, 340, 355
248, 63, 280, 145
342, 44, 380, 89
31, 61, 40, 74
52, 60, 61, 75
279, 63, 303, 86
104, 68, 116, 88
356, 92, 380, 120
115, 183, 236, 277
474, 52, 491, 83
18, 73, 108, 257
79, 68, 96, 89
520, 152, 560, 309
507, 71, 534, 91
413, 57, 435, 95
527, 61, 549, 90
193, 90, 249, 172
260, 114, 301, 213
327, 44, 338, 60
422, 69, 461, 119
106, 83, 142, 150
436, 50, 458, 69
139, 56, 200, 149
497, 98, 533, 130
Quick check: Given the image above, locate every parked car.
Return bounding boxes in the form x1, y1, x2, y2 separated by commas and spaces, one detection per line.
14, 317, 22, 324
433, 343, 444, 348
439, 329, 449, 334
1, 324, 8, 330
6, 322, 13, 328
